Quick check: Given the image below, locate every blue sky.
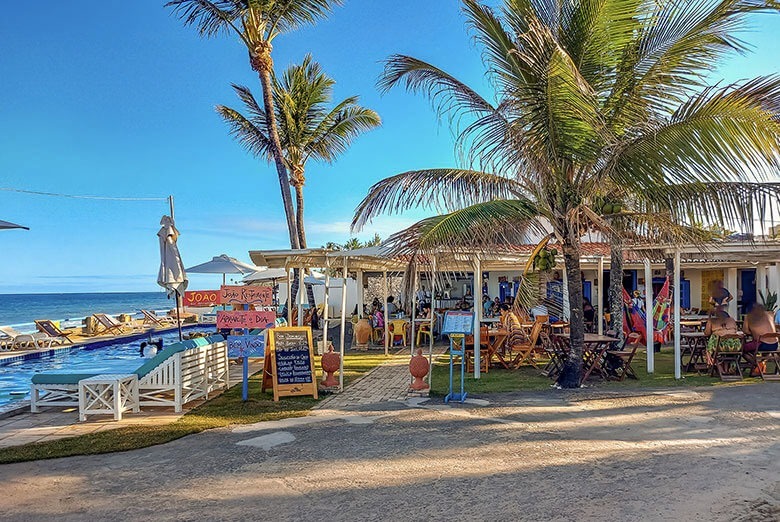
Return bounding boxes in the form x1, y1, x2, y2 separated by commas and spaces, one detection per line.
0, 1, 778, 294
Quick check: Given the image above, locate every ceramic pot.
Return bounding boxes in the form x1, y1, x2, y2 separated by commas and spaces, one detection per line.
321, 344, 340, 387
354, 318, 372, 345
409, 348, 430, 390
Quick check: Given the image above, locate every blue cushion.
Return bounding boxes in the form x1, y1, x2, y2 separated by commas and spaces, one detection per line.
32, 373, 97, 385
134, 335, 224, 378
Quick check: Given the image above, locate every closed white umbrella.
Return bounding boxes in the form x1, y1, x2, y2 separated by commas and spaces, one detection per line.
157, 215, 187, 340
0, 219, 29, 230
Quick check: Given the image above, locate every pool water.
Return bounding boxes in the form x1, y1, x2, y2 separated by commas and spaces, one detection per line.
0, 331, 196, 410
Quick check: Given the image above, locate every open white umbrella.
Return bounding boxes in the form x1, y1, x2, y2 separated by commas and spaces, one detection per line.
186, 254, 258, 286
243, 268, 324, 285
157, 215, 187, 340
0, 220, 29, 230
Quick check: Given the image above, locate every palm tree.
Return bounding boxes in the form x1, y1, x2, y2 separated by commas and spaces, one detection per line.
166, 0, 343, 250
352, 0, 780, 387
216, 55, 381, 248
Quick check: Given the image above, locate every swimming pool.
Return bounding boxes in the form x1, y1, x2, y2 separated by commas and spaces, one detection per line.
0, 328, 204, 411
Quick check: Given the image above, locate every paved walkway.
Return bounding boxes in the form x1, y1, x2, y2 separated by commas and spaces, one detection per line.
317, 347, 445, 410
0, 359, 260, 448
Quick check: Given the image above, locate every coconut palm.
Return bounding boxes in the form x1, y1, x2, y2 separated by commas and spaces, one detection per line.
216, 55, 381, 248
352, 0, 780, 387
166, 0, 343, 250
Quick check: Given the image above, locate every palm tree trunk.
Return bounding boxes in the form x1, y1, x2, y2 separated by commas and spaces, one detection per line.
609, 239, 624, 341
557, 236, 584, 388
294, 183, 307, 248
255, 61, 300, 250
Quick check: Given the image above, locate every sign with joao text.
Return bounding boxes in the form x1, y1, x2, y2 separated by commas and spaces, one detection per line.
183, 290, 220, 308
227, 335, 265, 358
216, 310, 276, 329
219, 285, 273, 306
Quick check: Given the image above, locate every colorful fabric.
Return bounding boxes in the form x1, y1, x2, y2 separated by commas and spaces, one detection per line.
707, 335, 742, 353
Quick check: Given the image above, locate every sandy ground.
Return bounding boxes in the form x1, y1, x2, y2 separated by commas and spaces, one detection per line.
0, 385, 777, 521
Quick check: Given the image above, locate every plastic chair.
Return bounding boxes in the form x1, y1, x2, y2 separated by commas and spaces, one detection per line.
416, 323, 432, 346
389, 319, 408, 346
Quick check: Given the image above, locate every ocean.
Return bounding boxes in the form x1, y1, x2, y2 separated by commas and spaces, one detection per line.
0, 292, 177, 331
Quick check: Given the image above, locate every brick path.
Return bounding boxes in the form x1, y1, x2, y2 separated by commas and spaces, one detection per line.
316, 346, 446, 410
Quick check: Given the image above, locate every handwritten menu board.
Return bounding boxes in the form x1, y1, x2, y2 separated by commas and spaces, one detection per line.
220, 285, 273, 306
262, 327, 318, 401
227, 335, 265, 358
216, 310, 276, 329
441, 311, 475, 335
184, 290, 220, 307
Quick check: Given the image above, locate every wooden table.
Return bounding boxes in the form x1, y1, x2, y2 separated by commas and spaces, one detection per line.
556, 333, 619, 383
486, 328, 510, 370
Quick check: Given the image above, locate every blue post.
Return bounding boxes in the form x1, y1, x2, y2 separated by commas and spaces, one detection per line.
444, 334, 467, 404
242, 302, 249, 401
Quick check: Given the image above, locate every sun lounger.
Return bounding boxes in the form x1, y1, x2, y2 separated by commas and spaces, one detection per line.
31, 335, 228, 414
140, 309, 179, 329
92, 313, 142, 335
35, 320, 75, 344
0, 326, 55, 350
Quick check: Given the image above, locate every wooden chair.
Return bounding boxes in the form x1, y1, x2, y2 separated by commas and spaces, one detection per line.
510, 321, 544, 369
92, 313, 130, 336
752, 332, 780, 381
35, 320, 75, 344
605, 332, 642, 381
711, 334, 745, 382
140, 310, 178, 330
465, 326, 490, 374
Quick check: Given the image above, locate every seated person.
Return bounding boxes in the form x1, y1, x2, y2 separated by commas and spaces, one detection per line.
704, 305, 742, 353
499, 304, 526, 347
743, 302, 778, 352
371, 308, 384, 329
385, 296, 399, 316
482, 295, 493, 317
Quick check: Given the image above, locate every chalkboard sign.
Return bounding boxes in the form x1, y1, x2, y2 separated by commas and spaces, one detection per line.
263, 327, 318, 401
441, 311, 474, 335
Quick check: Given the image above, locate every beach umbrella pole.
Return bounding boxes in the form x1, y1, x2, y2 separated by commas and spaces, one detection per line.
175, 289, 183, 341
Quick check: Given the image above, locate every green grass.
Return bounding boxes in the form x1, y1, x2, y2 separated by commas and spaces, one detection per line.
430, 348, 764, 395
0, 353, 388, 464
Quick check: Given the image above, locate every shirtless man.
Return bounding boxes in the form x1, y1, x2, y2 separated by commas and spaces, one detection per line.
743, 302, 779, 352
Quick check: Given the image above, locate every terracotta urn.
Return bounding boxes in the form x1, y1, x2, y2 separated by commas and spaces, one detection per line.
354, 317, 372, 345
409, 348, 430, 390
321, 344, 340, 388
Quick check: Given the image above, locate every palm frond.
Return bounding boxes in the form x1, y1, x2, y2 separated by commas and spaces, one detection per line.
605, 0, 780, 125
306, 104, 381, 163
378, 55, 497, 123
265, 0, 343, 37
351, 169, 528, 231
611, 76, 780, 189
215, 105, 273, 160
633, 181, 780, 234
382, 199, 544, 256
165, 0, 245, 39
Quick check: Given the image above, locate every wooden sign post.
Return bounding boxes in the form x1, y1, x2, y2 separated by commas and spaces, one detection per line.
262, 326, 318, 401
